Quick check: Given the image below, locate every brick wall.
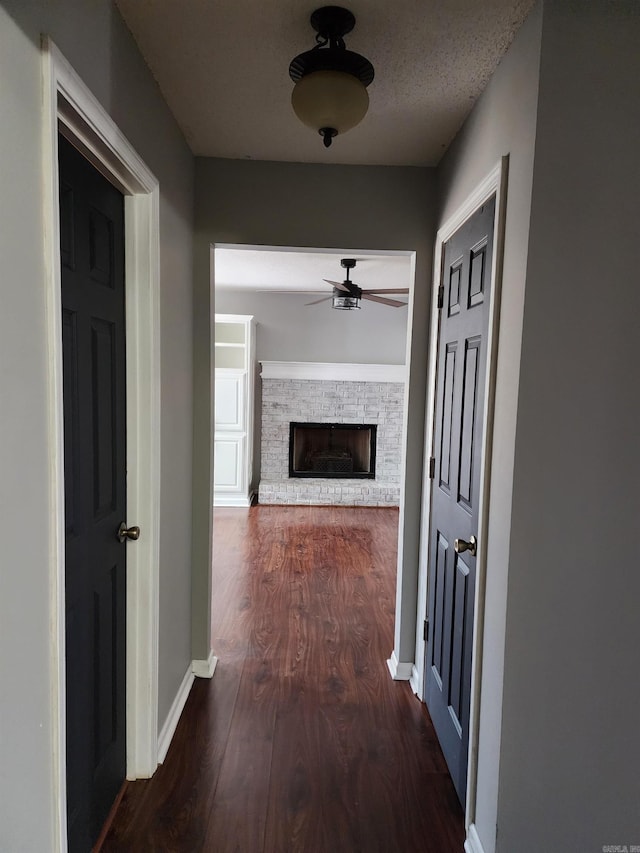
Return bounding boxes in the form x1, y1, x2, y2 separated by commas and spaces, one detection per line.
258, 378, 404, 506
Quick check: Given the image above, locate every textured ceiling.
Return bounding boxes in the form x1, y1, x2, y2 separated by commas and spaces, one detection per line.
116, 0, 535, 167
215, 246, 413, 296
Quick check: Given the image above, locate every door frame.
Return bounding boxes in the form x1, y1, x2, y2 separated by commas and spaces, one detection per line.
413, 157, 508, 828
42, 39, 161, 851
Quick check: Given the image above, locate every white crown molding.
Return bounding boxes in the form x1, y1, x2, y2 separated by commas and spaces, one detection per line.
215, 313, 254, 324
260, 361, 406, 383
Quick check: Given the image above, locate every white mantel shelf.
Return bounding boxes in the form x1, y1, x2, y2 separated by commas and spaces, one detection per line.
260, 361, 406, 383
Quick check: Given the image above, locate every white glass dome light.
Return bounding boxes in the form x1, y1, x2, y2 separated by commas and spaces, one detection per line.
292, 70, 369, 145
289, 7, 375, 148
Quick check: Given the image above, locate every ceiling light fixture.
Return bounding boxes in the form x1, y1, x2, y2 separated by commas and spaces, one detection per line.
332, 258, 361, 309
332, 292, 361, 310
289, 6, 375, 148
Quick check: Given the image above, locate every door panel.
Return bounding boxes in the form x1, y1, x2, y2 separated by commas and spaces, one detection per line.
439, 343, 456, 491
59, 134, 127, 852
91, 318, 118, 517
458, 337, 480, 509
425, 197, 495, 804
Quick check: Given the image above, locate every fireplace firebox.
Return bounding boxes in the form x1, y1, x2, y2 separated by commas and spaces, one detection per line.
289, 422, 377, 479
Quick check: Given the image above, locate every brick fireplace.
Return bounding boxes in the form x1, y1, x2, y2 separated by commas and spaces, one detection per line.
258, 362, 405, 506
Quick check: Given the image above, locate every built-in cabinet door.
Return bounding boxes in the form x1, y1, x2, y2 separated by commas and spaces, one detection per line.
215, 371, 245, 431
214, 436, 245, 493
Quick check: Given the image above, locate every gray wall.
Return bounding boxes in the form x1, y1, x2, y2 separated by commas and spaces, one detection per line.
0, 2, 194, 848
215, 289, 409, 365
195, 159, 436, 667
498, 2, 640, 850
436, 5, 542, 849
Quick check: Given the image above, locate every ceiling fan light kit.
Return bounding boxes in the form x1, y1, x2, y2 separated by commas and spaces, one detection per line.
331, 257, 360, 309
310, 258, 409, 310
267, 258, 409, 310
289, 6, 374, 148
333, 293, 361, 310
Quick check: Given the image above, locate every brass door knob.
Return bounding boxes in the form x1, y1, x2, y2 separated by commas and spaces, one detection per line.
117, 522, 140, 543
454, 535, 477, 557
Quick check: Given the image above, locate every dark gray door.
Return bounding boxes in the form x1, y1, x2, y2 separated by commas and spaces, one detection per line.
424, 197, 495, 804
59, 134, 127, 851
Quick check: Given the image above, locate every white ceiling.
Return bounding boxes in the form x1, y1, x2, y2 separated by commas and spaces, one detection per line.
115, 0, 535, 167
215, 246, 413, 297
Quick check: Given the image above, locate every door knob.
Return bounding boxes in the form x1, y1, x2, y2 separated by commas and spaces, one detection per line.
454, 535, 477, 557
117, 522, 140, 543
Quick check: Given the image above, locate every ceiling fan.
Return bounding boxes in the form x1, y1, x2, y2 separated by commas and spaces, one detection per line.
264, 259, 409, 310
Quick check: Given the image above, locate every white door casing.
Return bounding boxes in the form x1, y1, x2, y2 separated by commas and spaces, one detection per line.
42, 39, 161, 852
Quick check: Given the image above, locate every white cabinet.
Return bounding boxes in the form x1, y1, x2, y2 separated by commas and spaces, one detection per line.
214, 436, 244, 492
215, 373, 245, 431
214, 314, 255, 506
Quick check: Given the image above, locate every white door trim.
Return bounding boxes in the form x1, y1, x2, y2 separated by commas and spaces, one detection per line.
414, 157, 509, 829
42, 38, 161, 851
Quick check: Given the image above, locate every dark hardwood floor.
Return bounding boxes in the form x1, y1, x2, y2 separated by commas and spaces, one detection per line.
102, 505, 465, 852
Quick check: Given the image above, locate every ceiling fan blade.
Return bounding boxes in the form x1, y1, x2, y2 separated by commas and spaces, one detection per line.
362, 293, 408, 308
256, 289, 328, 293
361, 288, 410, 295
305, 296, 333, 306
323, 279, 350, 292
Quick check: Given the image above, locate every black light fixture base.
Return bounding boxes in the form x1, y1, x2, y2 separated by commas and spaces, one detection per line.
310, 6, 356, 41
289, 5, 374, 85
289, 48, 374, 85
341, 258, 357, 271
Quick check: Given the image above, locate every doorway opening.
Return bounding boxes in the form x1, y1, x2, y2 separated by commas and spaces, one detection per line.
211, 243, 413, 510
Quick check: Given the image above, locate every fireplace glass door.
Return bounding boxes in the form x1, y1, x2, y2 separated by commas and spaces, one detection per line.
289, 423, 377, 479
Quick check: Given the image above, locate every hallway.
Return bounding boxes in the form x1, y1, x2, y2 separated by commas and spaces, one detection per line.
102, 506, 464, 852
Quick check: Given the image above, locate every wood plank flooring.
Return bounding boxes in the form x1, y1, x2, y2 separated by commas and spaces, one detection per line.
102, 505, 464, 852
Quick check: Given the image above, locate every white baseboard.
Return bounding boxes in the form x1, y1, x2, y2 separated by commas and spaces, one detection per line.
192, 651, 218, 679
213, 494, 253, 507
465, 824, 487, 853
157, 665, 194, 764
386, 650, 414, 681
409, 664, 421, 696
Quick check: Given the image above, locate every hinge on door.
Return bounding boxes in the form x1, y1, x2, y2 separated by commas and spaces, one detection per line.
423, 619, 429, 643
428, 456, 436, 479
437, 285, 444, 309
